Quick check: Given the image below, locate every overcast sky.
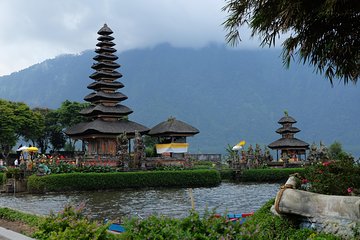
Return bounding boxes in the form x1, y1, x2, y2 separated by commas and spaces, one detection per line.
0, 0, 264, 76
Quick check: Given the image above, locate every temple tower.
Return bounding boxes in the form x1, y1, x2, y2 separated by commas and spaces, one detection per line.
268, 112, 309, 161
66, 24, 149, 157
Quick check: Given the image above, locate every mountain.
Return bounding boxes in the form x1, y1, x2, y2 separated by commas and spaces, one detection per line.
1, 43, 359, 157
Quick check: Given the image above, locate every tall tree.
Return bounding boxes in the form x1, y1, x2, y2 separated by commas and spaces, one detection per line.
223, 0, 359, 84
57, 100, 89, 149
0, 100, 17, 162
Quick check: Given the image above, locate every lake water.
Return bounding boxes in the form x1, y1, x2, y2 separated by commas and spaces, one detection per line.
0, 182, 280, 220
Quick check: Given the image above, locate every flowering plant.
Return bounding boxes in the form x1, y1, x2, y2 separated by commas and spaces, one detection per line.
302, 158, 360, 196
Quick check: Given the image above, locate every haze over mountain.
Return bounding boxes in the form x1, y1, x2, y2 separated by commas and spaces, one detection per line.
1, 44, 359, 157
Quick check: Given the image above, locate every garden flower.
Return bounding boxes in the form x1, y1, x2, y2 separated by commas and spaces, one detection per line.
301, 179, 309, 184
322, 161, 331, 166
347, 187, 353, 193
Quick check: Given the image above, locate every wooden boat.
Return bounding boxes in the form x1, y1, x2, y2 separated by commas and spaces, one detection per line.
214, 212, 254, 223
108, 223, 125, 233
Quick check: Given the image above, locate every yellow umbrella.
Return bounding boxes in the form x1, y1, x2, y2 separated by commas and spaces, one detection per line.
27, 147, 39, 152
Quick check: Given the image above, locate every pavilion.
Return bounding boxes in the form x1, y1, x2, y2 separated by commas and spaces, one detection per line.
148, 117, 199, 157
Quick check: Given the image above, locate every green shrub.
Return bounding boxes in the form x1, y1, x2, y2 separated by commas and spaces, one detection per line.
0, 207, 42, 227
220, 169, 233, 180
33, 204, 113, 240
302, 159, 360, 195
122, 209, 243, 239
27, 170, 221, 193
240, 168, 306, 182
122, 199, 339, 239
0, 172, 4, 185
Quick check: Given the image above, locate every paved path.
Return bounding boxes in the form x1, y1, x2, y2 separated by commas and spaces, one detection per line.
0, 227, 34, 240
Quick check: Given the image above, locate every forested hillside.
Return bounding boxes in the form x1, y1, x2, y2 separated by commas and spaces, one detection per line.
1, 44, 359, 156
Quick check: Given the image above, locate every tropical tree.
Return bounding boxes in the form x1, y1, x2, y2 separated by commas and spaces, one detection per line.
33, 108, 66, 153
222, 0, 359, 84
0, 100, 18, 161
57, 100, 89, 150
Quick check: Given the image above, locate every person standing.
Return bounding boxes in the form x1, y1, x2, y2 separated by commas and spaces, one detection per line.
14, 158, 19, 167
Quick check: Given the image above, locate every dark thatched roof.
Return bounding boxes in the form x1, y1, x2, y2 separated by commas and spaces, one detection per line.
80, 104, 133, 116
65, 119, 149, 138
97, 24, 113, 35
268, 138, 309, 150
84, 92, 127, 102
148, 117, 199, 137
276, 126, 300, 134
278, 115, 297, 124
87, 81, 124, 90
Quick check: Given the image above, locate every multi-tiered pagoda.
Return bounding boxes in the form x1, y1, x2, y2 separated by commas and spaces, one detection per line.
65, 24, 149, 157
268, 112, 309, 161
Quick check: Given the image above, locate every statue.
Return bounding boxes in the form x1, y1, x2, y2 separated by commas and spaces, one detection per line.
133, 131, 145, 169
307, 142, 318, 162
117, 132, 129, 171
318, 141, 330, 161
264, 146, 273, 163
246, 145, 254, 169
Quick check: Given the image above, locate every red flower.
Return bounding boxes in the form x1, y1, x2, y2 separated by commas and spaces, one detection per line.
322, 161, 331, 166
301, 179, 309, 184
347, 187, 353, 193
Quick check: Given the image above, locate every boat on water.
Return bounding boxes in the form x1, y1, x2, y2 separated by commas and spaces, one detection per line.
214, 212, 254, 224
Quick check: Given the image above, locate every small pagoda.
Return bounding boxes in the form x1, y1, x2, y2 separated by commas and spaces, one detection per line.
268, 112, 309, 161
65, 24, 149, 158
148, 117, 199, 157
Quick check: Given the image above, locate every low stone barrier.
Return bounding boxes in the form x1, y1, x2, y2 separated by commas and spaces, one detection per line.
272, 177, 360, 239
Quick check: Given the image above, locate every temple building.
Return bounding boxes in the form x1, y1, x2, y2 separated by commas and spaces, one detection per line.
148, 117, 199, 157
268, 112, 309, 161
65, 24, 149, 158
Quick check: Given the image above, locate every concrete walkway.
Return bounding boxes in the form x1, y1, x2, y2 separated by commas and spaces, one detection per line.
0, 227, 34, 240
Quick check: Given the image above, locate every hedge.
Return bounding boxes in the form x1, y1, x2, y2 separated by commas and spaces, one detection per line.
239, 168, 306, 182
0, 172, 3, 185
27, 169, 221, 193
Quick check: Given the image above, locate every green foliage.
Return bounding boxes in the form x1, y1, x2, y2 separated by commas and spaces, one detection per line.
122, 209, 243, 239
240, 168, 306, 182
328, 141, 354, 161
33, 204, 112, 240
303, 160, 360, 195
122, 199, 339, 239
219, 169, 233, 180
4, 167, 22, 179
0, 172, 3, 185
27, 170, 221, 193
46, 162, 117, 174
223, 0, 359, 84
0, 207, 42, 227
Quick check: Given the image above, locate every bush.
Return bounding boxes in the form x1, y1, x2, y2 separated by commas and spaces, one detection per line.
27, 170, 221, 193
0, 207, 42, 227
121, 199, 339, 239
239, 168, 306, 182
302, 159, 360, 195
0, 172, 4, 185
122, 209, 243, 239
33, 204, 113, 240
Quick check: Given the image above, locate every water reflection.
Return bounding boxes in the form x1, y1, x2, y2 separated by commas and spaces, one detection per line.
0, 182, 279, 219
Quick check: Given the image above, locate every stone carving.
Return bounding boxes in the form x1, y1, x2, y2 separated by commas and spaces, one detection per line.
133, 131, 145, 169
117, 132, 129, 171
272, 176, 360, 239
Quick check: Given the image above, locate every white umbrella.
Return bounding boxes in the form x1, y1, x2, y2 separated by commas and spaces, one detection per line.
16, 146, 28, 151
232, 145, 242, 151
